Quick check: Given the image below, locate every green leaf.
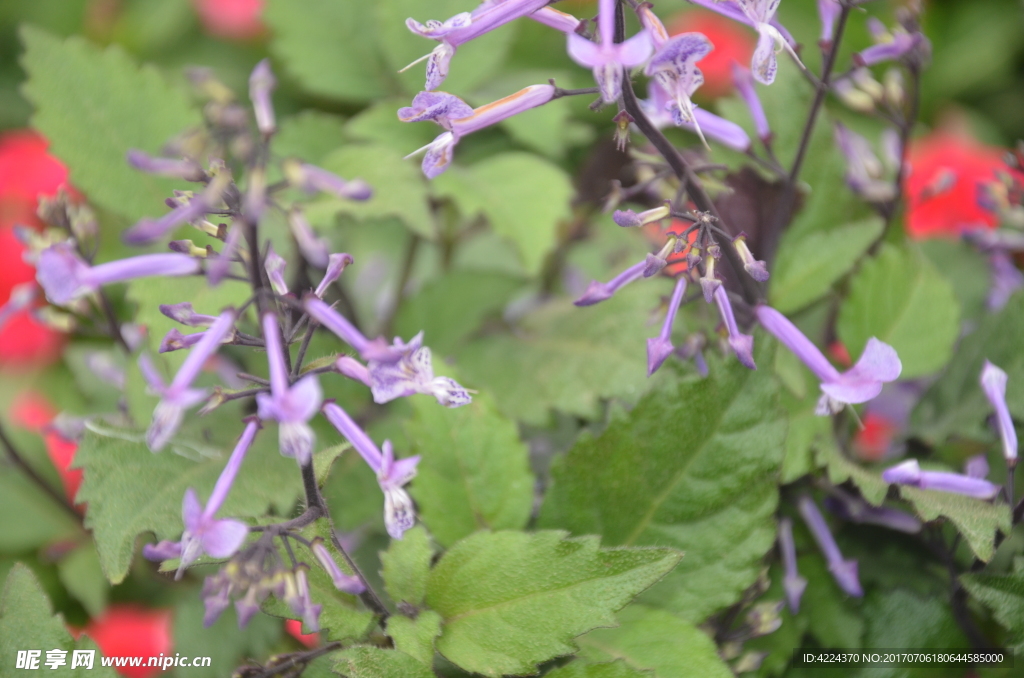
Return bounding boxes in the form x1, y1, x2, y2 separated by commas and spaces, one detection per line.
837, 244, 960, 379
334, 646, 436, 678
961, 561, 1024, 652
769, 218, 883, 313
265, 0, 392, 102
56, 543, 108, 618
386, 611, 443, 665
457, 282, 669, 424
918, 239, 991, 323
0, 467, 80, 551
794, 555, 864, 648
577, 604, 732, 678
0, 564, 118, 677
545, 659, 653, 678
275, 111, 349, 165
346, 99, 441, 156
380, 525, 433, 608
540, 340, 786, 623
405, 395, 533, 547
314, 143, 434, 239
425, 530, 681, 677
433, 152, 572, 275
20, 26, 201, 223
174, 593, 282, 678
75, 427, 301, 583
860, 589, 966, 677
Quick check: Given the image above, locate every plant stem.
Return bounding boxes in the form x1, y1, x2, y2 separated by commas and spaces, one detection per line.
0, 418, 81, 521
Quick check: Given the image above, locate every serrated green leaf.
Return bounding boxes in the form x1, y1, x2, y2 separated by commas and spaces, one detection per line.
425, 530, 681, 677
74, 427, 301, 583
961, 563, 1024, 652
386, 610, 442, 665
56, 543, 108, 618
334, 646, 435, 678
1, 564, 118, 678
405, 395, 533, 547
174, 593, 282, 678
20, 26, 201, 223
380, 525, 433, 607
577, 604, 732, 678
265, 0, 392, 102
770, 218, 883, 313
540, 340, 786, 623
545, 659, 653, 678
433, 152, 572, 275
860, 589, 966, 678
275, 111, 349, 165
0, 467, 80, 551
837, 244, 960, 379
314, 143, 434, 239
457, 282, 669, 424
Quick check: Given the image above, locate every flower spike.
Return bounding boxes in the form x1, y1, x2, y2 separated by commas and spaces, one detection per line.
647, 277, 688, 376
798, 496, 862, 597
778, 517, 806, 613
981, 361, 1017, 466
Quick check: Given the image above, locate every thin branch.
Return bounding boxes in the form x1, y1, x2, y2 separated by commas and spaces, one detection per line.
0, 418, 81, 522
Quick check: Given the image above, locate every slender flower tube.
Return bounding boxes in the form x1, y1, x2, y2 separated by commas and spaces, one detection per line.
310, 538, 365, 594
614, 204, 670, 228
335, 356, 372, 387
249, 59, 277, 136
566, 0, 653, 103
642, 81, 751, 150
834, 123, 897, 203
207, 222, 242, 286
322, 401, 421, 539
289, 568, 322, 633
778, 517, 806, 613
648, 277, 688, 376
854, 30, 923, 67
644, 32, 712, 143
37, 242, 201, 306
756, 305, 901, 415
126, 150, 205, 182
574, 259, 647, 306
882, 459, 1000, 500
160, 328, 214, 354
686, 0, 800, 84
314, 253, 354, 298
123, 172, 231, 245
988, 252, 1024, 311
365, 332, 472, 407
255, 313, 322, 465
823, 488, 922, 534
264, 245, 288, 295
140, 310, 236, 451
530, 6, 582, 34
714, 286, 756, 370
636, 2, 670, 50
981, 361, 1017, 466
304, 296, 385, 359
160, 302, 218, 327
797, 496, 863, 597
288, 208, 330, 269
731, 63, 770, 142
733, 233, 769, 282
283, 160, 372, 200
817, 0, 841, 47
143, 418, 260, 577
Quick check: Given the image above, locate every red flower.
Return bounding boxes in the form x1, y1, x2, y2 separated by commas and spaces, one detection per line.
905, 131, 1020, 240
81, 605, 173, 678
284, 619, 320, 649
193, 0, 266, 40
11, 392, 82, 505
666, 9, 756, 99
851, 412, 897, 462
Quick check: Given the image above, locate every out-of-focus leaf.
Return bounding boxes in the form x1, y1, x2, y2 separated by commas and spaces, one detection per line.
20, 26, 201, 222
577, 604, 733, 678
174, 593, 282, 678
961, 560, 1024, 652
405, 395, 533, 547
425, 530, 681, 676
540, 340, 785, 623
380, 525, 433, 608
918, 239, 991, 323
56, 543, 107, 618
860, 589, 966, 678
544, 660, 653, 678
334, 646, 435, 678
275, 111, 348, 164
0, 470, 80, 551
837, 244, 960, 379
385, 611, 442, 665
346, 99, 441, 156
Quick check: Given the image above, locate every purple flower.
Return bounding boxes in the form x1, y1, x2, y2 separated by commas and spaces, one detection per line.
778, 517, 806, 613
126, 150, 205, 182
530, 6, 583, 34
310, 538, 365, 594
314, 253, 354, 298
322, 402, 421, 539
566, 0, 652, 103
288, 208, 331, 269
0, 283, 35, 332
965, 453, 990, 480
264, 245, 288, 295
36, 243, 201, 306
817, 0, 841, 46
335, 356, 371, 386
644, 32, 712, 142
648, 277, 688, 376
406, 12, 471, 38
303, 296, 394, 361
823, 488, 922, 534
398, 91, 475, 128
981, 361, 1017, 464
882, 459, 1000, 500
366, 332, 472, 408
714, 287, 756, 370
143, 417, 260, 577
249, 59, 277, 136
687, 0, 800, 84
255, 313, 322, 466
207, 223, 242, 287
987, 252, 1024, 311
756, 305, 901, 415
731, 64, 771, 142
834, 123, 897, 203
642, 81, 751, 151
139, 310, 236, 451
160, 328, 207, 353
613, 204, 670, 228
283, 160, 372, 201
733, 233, 769, 282
637, 2, 671, 50
286, 568, 322, 633
123, 172, 231, 245
854, 27, 923, 67
160, 302, 218, 327
797, 496, 862, 597
574, 258, 647, 306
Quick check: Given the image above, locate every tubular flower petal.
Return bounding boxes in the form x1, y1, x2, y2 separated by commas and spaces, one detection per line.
575, 259, 647, 306
566, 0, 653, 103
647, 277, 688, 376
981, 361, 1017, 464
882, 459, 1000, 500
778, 517, 806, 613
714, 286, 756, 370
798, 496, 863, 597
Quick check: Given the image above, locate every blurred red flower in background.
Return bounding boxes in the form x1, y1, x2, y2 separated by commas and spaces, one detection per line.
193, 0, 266, 40
11, 392, 82, 506
666, 9, 755, 99
285, 619, 320, 648
80, 605, 173, 678
0, 130, 69, 367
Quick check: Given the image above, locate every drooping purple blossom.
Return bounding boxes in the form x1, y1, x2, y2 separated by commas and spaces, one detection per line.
686, 0, 801, 84
398, 91, 475, 128
981, 360, 1017, 465
644, 32, 712, 143
36, 243, 201, 306
823, 488, 922, 534
756, 305, 901, 415
987, 252, 1024, 311
648, 277, 688, 376
733, 233, 769, 282
255, 313, 322, 466
797, 495, 863, 597
613, 204, 671, 228
286, 569, 322, 633
264, 245, 288, 295
288, 208, 331, 269
714, 286, 756, 370
731, 63, 771, 142
575, 258, 647, 306
123, 172, 231, 245
310, 538, 365, 594
249, 59, 277, 136
834, 123, 897, 203
283, 160, 373, 200
314, 253, 354, 298
143, 417, 260, 577
854, 22, 924, 67
207, 223, 242, 286
642, 81, 752, 151
778, 517, 806, 613
126, 149, 205, 182
530, 6, 583, 35
566, 0, 653, 103
882, 459, 1000, 500
366, 332, 472, 408
322, 401, 421, 539
160, 302, 218, 327
817, 0, 841, 47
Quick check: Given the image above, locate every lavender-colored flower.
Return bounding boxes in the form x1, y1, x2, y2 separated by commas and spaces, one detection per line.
207, 223, 242, 287
797, 496, 863, 597
714, 287, 756, 370
834, 123, 897, 203
648, 277, 688, 376
140, 310, 236, 451
36, 243, 201, 306
756, 305, 900, 415
733, 233, 769, 282
255, 313, 322, 466
160, 302, 218, 327
823, 488, 922, 534
283, 160, 372, 201
310, 538, 365, 594
637, 2, 671, 50
126, 149, 205, 182
530, 6, 583, 34
398, 91, 475, 128
854, 27, 923, 67
335, 356, 371, 387
123, 172, 231, 245
731, 64, 771, 142
249, 59, 277, 136
288, 208, 330, 269
566, 0, 652, 103
687, 0, 800, 84
303, 296, 393, 361
642, 81, 751, 151
644, 32, 712, 142
366, 332, 472, 408
988, 252, 1024, 311
322, 402, 421, 539
406, 12, 471, 38
882, 459, 1000, 500
778, 517, 806, 613
575, 259, 647, 306
817, 0, 841, 46
700, 253, 721, 302
143, 418, 259, 577
84, 351, 126, 389
264, 245, 288, 295
160, 328, 205, 353
286, 568, 322, 633
981, 361, 1017, 464
613, 204, 670, 228
314, 253, 354, 298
